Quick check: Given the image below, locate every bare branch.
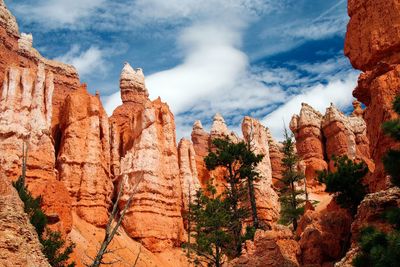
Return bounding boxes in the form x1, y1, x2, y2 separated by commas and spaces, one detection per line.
88, 172, 145, 267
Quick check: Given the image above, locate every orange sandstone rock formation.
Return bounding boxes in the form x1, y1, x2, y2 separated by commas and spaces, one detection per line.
191, 120, 210, 186
322, 103, 373, 171
230, 227, 300, 267
290, 103, 327, 186
242, 117, 279, 227
110, 63, 184, 252
57, 84, 113, 227
178, 138, 201, 211
345, 0, 400, 191
290, 103, 373, 186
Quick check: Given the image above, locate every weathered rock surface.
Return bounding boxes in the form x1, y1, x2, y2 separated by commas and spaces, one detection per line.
0, 173, 51, 267
290, 103, 373, 187
110, 63, 184, 252
242, 117, 280, 227
345, 0, 400, 191
191, 120, 210, 186
178, 138, 201, 211
322, 104, 373, 171
297, 207, 352, 266
345, 0, 400, 71
267, 129, 284, 187
230, 227, 300, 267
290, 103, 327, 186
0, 63, 73, 236
335, 187, 400, 266
57, 84, 113, 227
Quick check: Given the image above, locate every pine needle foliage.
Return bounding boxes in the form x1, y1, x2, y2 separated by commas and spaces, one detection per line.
204, 138, 263, 256
187, 182, 233, 267
278, 128, 305, 231
318, 156, 368, 215
353, 208, 400, 267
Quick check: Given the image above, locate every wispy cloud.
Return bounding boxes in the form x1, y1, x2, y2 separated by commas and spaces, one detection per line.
55, 45, 107, 77
13, 0, 105, 29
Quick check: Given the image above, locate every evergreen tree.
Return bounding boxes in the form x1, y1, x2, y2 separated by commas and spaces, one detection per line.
318, 156, 368, 215
204, 138, 263, 256
187, 182, 233, 267
382, 95, 400, 187
278, 128, 305, 231
353, 208, 400, 267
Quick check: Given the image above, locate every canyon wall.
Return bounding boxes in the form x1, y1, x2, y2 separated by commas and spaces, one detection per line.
345, 0, 400, 191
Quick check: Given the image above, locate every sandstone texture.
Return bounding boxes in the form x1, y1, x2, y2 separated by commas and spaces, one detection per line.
242, 117, 280, 227
335, 187, 400, 266
191, 120, 210, 186
290, 103, 327, 187
297, 207, 352, 266
178, 138, 201, 211
57, 84, 113, 227
267, 129, 284, 188
230, 227, 300, 267
0, 173, 51, 267
345, 0, 400, 191
290, 103, 373, 187
110, 63, 184, 252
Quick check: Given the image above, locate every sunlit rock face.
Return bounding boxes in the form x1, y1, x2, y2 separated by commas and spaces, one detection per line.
290, 103, 328, 187
290, 103, 373, 188
345, 0, 400, 191
242, 117, 280, 227
322, 104, 373, 171
178, 138, 201, 211
57, 84, 113, 227
110, 63, 184, 252
0, 64, 73, 236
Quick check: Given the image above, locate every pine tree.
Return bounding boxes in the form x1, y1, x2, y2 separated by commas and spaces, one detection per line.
204, 138, 263, 256
187, 182, 233, 267
318, 156, 368, 215
278, 128, 305, 231
382, 95, 400, 187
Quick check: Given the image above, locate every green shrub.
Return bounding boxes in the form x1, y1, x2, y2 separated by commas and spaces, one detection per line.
318, 156, 368, 215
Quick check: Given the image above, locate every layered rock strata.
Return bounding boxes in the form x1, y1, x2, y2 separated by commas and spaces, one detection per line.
110, 63, 184, 252
190, 115, 280, 227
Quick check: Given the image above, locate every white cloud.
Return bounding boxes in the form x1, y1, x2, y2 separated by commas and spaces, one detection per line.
14, 0, 105, 28
55, 45, 106, 77
263, 72, 358, 140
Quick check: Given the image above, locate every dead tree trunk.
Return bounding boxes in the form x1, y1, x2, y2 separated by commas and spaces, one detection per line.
89, 172, 144, 267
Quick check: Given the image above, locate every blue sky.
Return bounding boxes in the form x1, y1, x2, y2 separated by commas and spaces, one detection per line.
5, 0, 357, 140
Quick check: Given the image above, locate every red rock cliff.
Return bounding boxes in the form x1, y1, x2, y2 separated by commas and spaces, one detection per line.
345, 0, 400, 191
